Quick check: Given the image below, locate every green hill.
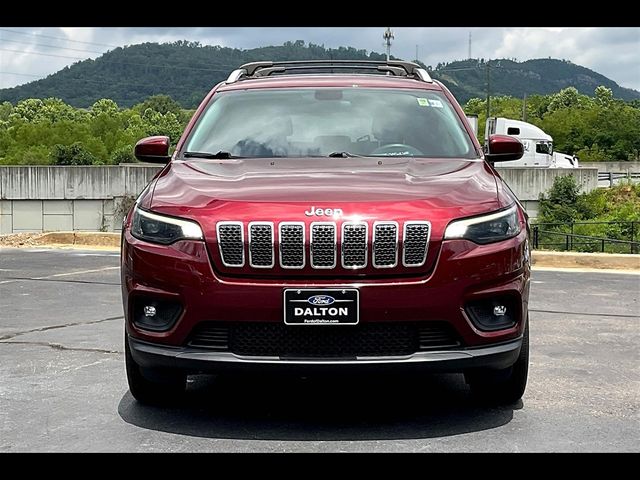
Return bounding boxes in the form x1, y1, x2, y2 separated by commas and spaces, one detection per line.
1, 41, 637, 108
432, 58, 640, 104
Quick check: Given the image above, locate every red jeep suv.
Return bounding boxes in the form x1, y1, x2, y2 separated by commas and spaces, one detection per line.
121, 60, 530, 405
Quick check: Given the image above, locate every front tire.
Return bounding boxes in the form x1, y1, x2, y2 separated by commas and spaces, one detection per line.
125, 335, 186, 405
466, 318, 529, 405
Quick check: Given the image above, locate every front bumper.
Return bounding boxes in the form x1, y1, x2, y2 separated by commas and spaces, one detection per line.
128, 335, 523, 374
121, 225, 530, 349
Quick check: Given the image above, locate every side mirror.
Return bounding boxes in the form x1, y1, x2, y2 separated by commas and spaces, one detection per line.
134, 136, 171, 164
485, 134, 524, 163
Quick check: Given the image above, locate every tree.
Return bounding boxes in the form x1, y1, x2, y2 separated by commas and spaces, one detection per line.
538, 175, 582, 224
0, 101, 12, 122
91, 98, 119, 116
594, 86, 613, 107
49, 142, 96, 165
547, 87, 585, 113
134, 94, 182, 115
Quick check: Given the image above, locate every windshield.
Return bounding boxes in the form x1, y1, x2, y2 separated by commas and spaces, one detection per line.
183, 87, 477, 159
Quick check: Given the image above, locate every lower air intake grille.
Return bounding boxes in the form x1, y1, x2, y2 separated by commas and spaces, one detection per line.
188, 322, 461, 357
187, 326, 229, 350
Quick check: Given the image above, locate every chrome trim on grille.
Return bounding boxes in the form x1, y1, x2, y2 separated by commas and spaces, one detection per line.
402, 221, 431, 267
216, 221, 245, 267
310, 222, 337, 269
341, 222, 368, 269
278, 222, 305, 269
248, 221, 274, 268
372, 221, 399, 269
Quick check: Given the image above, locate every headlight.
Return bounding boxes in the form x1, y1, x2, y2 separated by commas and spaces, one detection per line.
444, 205, 520, 245
131, 206, 203, 245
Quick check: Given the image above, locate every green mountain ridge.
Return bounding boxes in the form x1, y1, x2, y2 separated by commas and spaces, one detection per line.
1, 40, 638, 108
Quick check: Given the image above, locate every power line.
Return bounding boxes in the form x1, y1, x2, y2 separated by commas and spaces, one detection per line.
0, 37, 106, 55
0, 28, 120, 48
0, 47, 90, 61
0, 71, 42, 78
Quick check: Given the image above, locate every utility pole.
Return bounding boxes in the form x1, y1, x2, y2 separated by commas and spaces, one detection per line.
486, 61, 491, 120
468, 32, 472, 59
415, 45, 419, 63
383, 27, 394, 61
522, 93, 527, 122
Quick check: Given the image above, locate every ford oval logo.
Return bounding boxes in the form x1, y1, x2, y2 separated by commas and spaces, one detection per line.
308, 295, 335, 305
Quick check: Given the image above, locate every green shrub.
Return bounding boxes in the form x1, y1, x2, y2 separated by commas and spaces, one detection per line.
50, 142, 96, 165
536, 176, 640, 253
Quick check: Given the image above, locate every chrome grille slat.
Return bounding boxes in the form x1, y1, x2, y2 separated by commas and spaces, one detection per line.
403, 221, 431, 267
372, 221, 398, 268
279, 222, 305, 269
341, 222, 368, 269
248, 222, 274, 268
310, 222, 336, 269
216, 221, 244, 267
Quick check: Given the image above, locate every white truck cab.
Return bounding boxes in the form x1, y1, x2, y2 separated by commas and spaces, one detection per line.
482, 117, 579, 168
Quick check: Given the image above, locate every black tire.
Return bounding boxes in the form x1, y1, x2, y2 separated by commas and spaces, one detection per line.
125, 335, 186, 405
466, 318, 529, 405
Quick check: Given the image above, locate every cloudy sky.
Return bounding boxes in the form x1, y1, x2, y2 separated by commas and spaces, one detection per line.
1, 27, 638, 91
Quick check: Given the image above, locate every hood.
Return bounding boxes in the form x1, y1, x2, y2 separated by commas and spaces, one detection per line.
148, 157, 502, 279
150, 157, 500, 214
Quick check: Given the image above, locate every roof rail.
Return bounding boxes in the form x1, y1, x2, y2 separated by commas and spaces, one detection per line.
224, 59, 433, 84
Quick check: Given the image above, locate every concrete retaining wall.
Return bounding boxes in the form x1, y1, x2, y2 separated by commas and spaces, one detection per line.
494, 166, 598, 218
581, 162, 640, 173
0, 164, 599, 234
0, 165, 162, 234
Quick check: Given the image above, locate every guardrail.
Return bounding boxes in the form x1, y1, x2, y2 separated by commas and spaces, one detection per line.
598, 171, 640, 187
532, 221, 640, 254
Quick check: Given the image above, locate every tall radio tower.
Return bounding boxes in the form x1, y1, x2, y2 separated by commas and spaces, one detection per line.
468, 31, 472, 59
383, 27, 394, 61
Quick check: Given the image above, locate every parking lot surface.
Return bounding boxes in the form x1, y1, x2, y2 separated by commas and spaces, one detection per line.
1, 247, 638, 452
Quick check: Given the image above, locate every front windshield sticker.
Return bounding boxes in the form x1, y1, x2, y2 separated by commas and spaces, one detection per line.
428, 99, 444, 108
416, 98, 429, 107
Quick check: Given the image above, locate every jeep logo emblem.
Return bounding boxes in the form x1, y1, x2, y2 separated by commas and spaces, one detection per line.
304, 206, 343, 217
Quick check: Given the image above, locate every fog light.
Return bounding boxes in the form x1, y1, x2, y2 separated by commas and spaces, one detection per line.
465, 296, 518, 331
493, 305, 507, 316
132, 296, 182, 332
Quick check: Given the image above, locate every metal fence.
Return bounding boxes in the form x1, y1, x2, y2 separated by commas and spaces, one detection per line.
532, 221, 640, 254
598, 172, 640, 187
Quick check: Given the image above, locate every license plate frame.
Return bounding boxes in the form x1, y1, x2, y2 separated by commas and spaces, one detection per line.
283, 288, 360, 326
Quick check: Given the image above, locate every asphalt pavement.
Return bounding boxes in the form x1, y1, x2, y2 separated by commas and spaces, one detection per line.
1, 247, 638, 452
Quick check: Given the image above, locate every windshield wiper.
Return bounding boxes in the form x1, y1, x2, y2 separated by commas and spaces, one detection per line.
182, 151, 240, 159
327, 151, 364, 158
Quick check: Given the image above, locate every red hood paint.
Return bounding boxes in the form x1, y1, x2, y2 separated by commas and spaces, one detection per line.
150, 157, 499, 210
146, 157, 503, 278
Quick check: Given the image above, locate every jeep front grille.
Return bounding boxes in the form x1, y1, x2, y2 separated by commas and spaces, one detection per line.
403, 222, 431, 267
342, 222, 368, 268
279, 222, 305, 268
310, 222, 337, 268
373, 222, 398, 268
215, 220, 430, 271
248, 222, 274, 268
216, 222, 244, 267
